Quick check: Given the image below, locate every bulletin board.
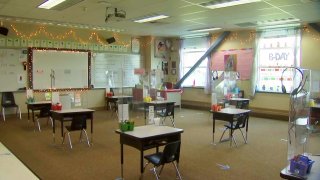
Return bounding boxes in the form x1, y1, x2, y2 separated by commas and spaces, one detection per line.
92, 53, 141, 88
29, 48, 90, 90
0, 48, 27, 92
211, 48, 254, 80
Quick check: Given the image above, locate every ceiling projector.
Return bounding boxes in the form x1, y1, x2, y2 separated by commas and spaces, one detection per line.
105, 8, 126, 22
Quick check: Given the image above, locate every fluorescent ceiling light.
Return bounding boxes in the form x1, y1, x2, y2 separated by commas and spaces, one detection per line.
257, 23, 301, 30
134, 15, 169, 23
38, 0, 66, 9
257, 18, 300, 26
203, 0, 261, 9
189, 27, 221, 32
181, 32, 209, 38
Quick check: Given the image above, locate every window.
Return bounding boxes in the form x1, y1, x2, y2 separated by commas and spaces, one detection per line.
255, 29, 301, 93
180, 50, 207, 87
179, 37, 209, 87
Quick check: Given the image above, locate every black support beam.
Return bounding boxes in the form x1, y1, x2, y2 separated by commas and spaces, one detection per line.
174, 31, 230, 89
309, 23, 320, 33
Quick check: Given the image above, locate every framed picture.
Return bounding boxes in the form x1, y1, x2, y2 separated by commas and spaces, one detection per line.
224, 54, 237, 71
155, 39, 167, 57
171, 69, 176, 75
172, 61, 176, 68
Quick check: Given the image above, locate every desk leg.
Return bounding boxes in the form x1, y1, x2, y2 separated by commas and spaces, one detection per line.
245, 116, 249, 143
52, 118, 55, 144
212, 117, 216, 145
61, 120, 64, 141
91, 118, 93, 144
144, 105, 147, 122
140, 150, 144, 174
27, 108, 30, 121
121, 143, 124, 179
32, 110, 35, 123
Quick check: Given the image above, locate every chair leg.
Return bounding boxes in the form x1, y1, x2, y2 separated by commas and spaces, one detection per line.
172, 162, 183, 180
79, 130, 83, 142
49, 117, 53, 127
232, 136, 238, 147
219, 128, 228, 142
67, 132, 73, 149
160, 117, 166, 126
36, 118, 41, 132
2, 108, 5, 121
158, 165, 164, 176
170, 117, 175, 127
62, 132, 67, 145
239, 129, 247, 143
151, 167, 160, 180
143, 162, 150, 173
17, 107, 21, 120
82, 129, 90, 147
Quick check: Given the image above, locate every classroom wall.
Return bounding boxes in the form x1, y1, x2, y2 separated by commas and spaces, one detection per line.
181, 27, 320, 112
1, 21, 319, 115
0, 21, 136, 114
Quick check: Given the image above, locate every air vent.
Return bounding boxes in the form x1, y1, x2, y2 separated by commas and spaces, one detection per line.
234, 22, 257, 27
51, 0, 85, 11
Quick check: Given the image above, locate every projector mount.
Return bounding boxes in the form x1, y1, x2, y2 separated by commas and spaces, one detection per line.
105, 7, 126, 22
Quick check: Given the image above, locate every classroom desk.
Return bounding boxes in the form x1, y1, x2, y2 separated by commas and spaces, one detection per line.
229, 98, 250, 109
0, 142, 39, 180
106, 95, 133, 110
26, 101, 52, 123
144, 101, 175, 122
280, 155, 320, 180
115, 125, 183, 178
211, 108, 251, 145
51, 108, 95, 143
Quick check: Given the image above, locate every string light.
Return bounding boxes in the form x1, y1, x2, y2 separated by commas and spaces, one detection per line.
10, 24, 131, 46
303, 26, 320, 41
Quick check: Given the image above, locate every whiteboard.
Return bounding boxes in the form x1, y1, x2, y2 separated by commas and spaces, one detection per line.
0, 49, 27, 92
31, 49, 90, 90
92, 53, 141, 88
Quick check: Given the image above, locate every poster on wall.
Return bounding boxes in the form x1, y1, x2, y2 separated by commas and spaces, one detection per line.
224, 54, 237, 71
155, 39, 167, 57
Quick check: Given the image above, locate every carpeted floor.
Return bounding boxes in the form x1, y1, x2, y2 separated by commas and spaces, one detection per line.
0, 108, 318, 180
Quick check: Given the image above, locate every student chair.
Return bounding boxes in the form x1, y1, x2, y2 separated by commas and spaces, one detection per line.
1, 92, 21, 121
236, 100, 249, 109
34, 106, 52, 132
143, 141, 182, 180
158, 103, 175, 127
62, 115, 90, 149
219, 113, 249, 147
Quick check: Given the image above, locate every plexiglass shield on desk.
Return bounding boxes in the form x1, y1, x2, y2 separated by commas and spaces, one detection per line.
285, 68, 320, 176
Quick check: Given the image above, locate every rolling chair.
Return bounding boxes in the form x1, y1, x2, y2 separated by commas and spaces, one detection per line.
219, 113, 249, 147
34, 106, 52, 132
1, 92, 21, 121
143, 141, 182, 180
158, 103, 175, 127
62, 115, 90, 149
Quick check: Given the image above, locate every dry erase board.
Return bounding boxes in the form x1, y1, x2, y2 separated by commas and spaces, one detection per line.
92, 53, 141, 88
0, 49, 27, 92
29, 48, 90, 90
